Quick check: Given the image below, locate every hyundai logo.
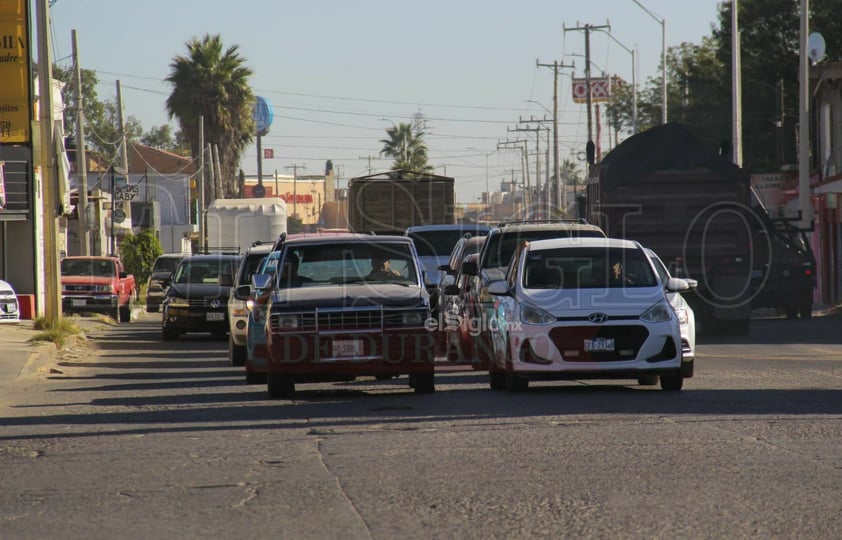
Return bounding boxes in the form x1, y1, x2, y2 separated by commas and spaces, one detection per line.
210, 299, 221, 309
588, 312, 608, 323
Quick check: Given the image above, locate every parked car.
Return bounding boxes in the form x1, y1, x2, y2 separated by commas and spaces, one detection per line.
161, 254, 241, 340
252, 234, 435, 398
145, 253, 185, 313
645, 247, 697, 368
60, 256, 137, 322
228, 242, 274, 366
460, 219, 607, 367
485, 237, 693, 392
0, 279, 20, 323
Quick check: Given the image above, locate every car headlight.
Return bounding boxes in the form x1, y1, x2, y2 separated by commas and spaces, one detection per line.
520, 304, 556, 325
402, 311, 425, 326
640, 302, 674, 323
674, 308, 689, 325
276, 314, 299, 329
246, 299, 255, 311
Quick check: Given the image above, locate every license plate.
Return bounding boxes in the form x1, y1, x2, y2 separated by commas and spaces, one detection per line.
584, 337, 614, 352
72, 299, 86, 307
332, 339, 363, 358
206, 312, 224, 321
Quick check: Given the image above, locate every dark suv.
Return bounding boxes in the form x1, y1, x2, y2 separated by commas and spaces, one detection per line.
161, 254, 241, 340
146, 254, 185, 313
457, 220, 606, 366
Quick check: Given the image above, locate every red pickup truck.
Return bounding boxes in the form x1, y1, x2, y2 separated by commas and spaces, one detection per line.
60, 256, 137, 322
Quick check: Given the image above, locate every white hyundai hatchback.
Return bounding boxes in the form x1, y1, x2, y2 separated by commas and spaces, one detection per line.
486, 237, 694, 391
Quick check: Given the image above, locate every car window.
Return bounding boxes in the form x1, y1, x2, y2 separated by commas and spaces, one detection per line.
483, 228, 605, 269
523, 247, 658, 289
237, 252, 270, 286
275, 242, 419, 287
153, 257, 181, 274
647, 252, 671, 284
409, 229, 485, 258
174, 258, 238, 285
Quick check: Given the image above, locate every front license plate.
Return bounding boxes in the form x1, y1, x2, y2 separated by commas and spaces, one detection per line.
584, 337, 614, 352
332, 339, 363, 358
72, 299, 86, 307
206, 312, 224, 321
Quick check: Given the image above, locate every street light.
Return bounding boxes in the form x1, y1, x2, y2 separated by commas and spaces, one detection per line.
632, 0, 667, 124
595, 29, 638, 134
468, 147, 498, 210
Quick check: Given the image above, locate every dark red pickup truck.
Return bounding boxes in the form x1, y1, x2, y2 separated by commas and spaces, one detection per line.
60, 256, 137, 322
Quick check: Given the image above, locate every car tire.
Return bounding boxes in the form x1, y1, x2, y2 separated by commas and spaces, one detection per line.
637, 375, 659, 386
489, 371, 506, 390
229, 337, 246, 366
267, 373, 294, 399
505, 372, 528, 392
799, 303, 812, 319
146, 304, 159, 313
413, 372, 435, 394
162, 326, 178, 341
119, 297, 132, 323
660, 374, 684, 391
245, 371, 266, 385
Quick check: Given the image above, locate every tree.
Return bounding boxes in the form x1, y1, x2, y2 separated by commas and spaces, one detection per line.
165, 34, 255, 197
379, 122, 433, 173
119, 229, 163, 286
141, 125, 190, 155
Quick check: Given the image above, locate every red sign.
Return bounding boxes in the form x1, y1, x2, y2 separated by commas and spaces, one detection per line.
279, 193, 314, 204
263, 148, 274, 159
571, 76, 624, 104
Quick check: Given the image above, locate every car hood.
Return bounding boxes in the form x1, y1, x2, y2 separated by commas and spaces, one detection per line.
167, 283, 231, 300
61, 275, 115, 285
271, 283, 428, 310
519, 286, 668, 317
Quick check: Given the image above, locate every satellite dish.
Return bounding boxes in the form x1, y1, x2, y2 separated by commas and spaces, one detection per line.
808, 32, 826, 63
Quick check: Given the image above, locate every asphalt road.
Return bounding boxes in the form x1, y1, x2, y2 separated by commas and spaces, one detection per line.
1, 311, 841, 539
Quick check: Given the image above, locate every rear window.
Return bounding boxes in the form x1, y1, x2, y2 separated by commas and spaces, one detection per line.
408, 228, 489, 258
153, 257, 182, 274
484, 228, 605, 269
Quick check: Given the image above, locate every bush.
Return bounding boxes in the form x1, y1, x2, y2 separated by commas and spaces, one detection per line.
120, 229, 163, 284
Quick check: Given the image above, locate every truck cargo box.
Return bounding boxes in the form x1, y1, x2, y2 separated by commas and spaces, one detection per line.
347, 171, 455, 235
205, 198, 287, 253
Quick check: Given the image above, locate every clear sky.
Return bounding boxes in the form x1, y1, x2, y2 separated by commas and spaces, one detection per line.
49, 0, 723, 203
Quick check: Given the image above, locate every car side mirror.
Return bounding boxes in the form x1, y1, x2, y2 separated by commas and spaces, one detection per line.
437, 263, 452, 273
233, 284, 252, 300
487, 280, 509, 296
461, 260, 478, 276
444, 284, 460, 296
119, 272, 128, 279
665, 277, 691, 293
683, 278, 698, 290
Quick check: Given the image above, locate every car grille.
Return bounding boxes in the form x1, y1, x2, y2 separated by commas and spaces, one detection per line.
64, 284, 97, 292
548, 325, 650, 362
187, 298, 226, 308
270, 308, 427, 332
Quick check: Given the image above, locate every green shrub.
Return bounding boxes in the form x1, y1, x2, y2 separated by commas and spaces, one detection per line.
120, 229, 163, 284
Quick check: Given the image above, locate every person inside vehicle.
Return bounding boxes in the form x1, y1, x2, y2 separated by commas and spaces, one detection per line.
279, 253, 313, 288
367, 257, 401, 280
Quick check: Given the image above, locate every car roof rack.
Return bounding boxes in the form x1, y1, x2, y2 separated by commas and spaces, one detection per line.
197, 246, 241, 255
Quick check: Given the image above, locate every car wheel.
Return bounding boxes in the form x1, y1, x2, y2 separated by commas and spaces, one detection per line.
229, 337, 246, 366
119, 297, 132, 323
785, 306, 798, 319
413, 373, 435, 394
109, 307, 121, 323
637, 375, 659, 386
146, 303, 159, 313
267, 373, 294, 399
799, 303, 812, 319
660, 374, 684, 391
245, 371, 266, 385
505, 372, 528, 392
162, 326, 178, 341
489, 371, 506, 390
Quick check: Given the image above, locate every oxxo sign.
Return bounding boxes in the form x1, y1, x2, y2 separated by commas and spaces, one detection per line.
571, 76, 624, 104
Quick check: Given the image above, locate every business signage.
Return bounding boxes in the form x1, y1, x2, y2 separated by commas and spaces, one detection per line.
0, 0, 30, 144
571, 76, 624, 104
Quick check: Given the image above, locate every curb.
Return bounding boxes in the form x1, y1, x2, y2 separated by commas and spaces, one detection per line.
16, 341, 58, 380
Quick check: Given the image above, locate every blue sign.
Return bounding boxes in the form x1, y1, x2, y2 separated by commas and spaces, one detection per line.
253, 96, 274, 136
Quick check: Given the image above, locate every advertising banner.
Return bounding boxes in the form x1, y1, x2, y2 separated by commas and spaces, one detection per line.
0, 0, 30, 144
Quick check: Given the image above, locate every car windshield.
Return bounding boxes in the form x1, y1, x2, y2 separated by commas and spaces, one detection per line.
152, 257, 181, 274
60, 259, 115, 278
523, 247, 658, 289
409, 228, 489, 258
173, 260, 238, 285
237, 252, 270, 286
484, 228, 605, 269
275, 242, 418, 288
257, 252, 281, 276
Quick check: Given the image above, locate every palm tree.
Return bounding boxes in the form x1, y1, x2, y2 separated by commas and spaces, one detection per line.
165, 34, 254, 198
379, 122, 434, 174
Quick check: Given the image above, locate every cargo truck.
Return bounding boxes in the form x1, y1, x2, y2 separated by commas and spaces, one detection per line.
205, 198, 287, 253
347, 170, 455, 235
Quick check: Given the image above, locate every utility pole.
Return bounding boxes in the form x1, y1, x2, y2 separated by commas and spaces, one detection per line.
72, 30, 89, 255
632, 0, 667, 124
285, 164, 306, 220
731, 0, 743, 167
564, 22, 610, 151
115, 80, 130, 243
537, 59, 574, 213
498, 139, 530, 213
798, 0, 812, 230
36, 0, 61, 321
213, 144, 224, 199
358, 155, 376, 176
510, 123, 544, 218
198, 116, 205, 252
